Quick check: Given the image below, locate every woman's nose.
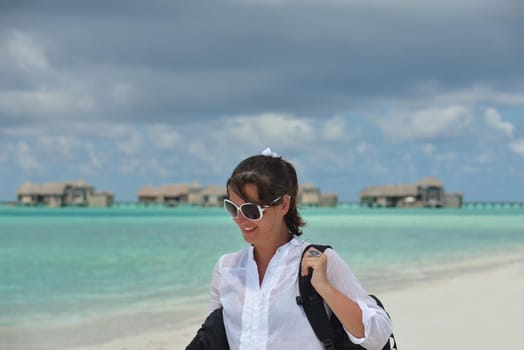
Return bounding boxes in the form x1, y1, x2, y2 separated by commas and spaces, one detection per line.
234, 211, 248, 223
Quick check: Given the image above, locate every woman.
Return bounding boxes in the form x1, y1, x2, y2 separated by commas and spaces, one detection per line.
209, 149, 392, 350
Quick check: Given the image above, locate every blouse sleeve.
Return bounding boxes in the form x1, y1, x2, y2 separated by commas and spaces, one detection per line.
324, 249, 393, 350
208, 256, 223, 313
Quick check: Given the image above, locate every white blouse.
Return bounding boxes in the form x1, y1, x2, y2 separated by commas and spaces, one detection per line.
209, 237, 392, 350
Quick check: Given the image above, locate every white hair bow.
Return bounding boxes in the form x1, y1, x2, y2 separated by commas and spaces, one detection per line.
261, 147, 279, 158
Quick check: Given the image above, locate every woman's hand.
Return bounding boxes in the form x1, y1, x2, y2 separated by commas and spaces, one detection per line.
301, 248, 330, 292
301, 247, 365, 339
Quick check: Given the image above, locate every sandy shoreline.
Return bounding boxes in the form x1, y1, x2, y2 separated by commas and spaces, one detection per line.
74, 252, 524, 350
5, 251, 524, 350
382, 255, 524, 349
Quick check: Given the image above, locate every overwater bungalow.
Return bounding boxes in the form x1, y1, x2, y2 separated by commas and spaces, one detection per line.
298, 182, 338, 207
16, 180, 114, 207
360, 176, 463, 208
319, 193, 339, 207
298, 182, 321, 206
200, 185, 228, 206
137, 183, 227, 206
137, 182, 338, 207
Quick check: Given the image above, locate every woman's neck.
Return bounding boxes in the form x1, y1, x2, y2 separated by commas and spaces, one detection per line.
253, 233, 291, 284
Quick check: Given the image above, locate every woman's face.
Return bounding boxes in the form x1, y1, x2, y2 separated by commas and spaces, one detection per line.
227, 183, 285, 246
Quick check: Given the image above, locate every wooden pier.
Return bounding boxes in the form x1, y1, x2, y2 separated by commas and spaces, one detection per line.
462, 202, 524, 209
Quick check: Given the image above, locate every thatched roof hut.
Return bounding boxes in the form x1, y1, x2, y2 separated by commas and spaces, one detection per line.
17, 182, 38, 195
360, 177, 446, 208
200, 185, 227, 206
16, 180, 101, 207
360, 184, 421, 198
418, 176, 443, 187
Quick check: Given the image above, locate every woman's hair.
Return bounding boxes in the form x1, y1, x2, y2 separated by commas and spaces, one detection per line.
226, 154, 306, 236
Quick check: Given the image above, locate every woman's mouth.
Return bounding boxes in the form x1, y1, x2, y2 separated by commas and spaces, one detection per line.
242, 226, 256, 233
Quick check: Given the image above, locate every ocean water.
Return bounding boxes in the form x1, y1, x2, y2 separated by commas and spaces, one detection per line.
1, 205, 523, 346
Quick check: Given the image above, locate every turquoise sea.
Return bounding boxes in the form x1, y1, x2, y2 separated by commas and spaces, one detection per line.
1, 205, 524, 349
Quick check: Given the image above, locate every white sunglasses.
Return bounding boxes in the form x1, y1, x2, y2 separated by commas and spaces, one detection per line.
223, 196, 282, 221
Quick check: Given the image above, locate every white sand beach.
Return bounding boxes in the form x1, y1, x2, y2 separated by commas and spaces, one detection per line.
66, 252, 524, 350
382, 255, 524, 350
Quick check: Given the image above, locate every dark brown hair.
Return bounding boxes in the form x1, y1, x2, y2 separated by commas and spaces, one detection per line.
226, 154, 306, 236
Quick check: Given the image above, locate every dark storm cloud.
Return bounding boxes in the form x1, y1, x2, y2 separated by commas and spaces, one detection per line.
0, 1, 522, 203
1, 0, 523, 124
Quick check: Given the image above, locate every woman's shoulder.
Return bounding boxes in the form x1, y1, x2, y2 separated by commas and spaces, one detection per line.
289, 236, 309, 249
217, 246, 250, 267
291, 238, 338, 255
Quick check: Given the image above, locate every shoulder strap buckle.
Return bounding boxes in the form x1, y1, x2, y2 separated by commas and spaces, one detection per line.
323, 338, 336, 350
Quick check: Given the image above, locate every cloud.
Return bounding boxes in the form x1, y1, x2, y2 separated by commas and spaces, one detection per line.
0, 89, 96, 119
114, 129, 143, 157
422, 143, 436, 156
0, 30, 97, 121
85, 143, 104, 169
1, 1, 524, 201
3, 30, 49, 72
186, 141, 218, 165
149, 157, 173, 178
145, 124, 183, 151
11, 141, 42, 171
119, 158, 142, 176
375, 106, 473, 142
510, 139, 524, 157
473, 152, 495, 165
433, 151, 458, 162
0, 148, 8, 162
74, 143, 106, 176
223, 113, 315, 149
484, 108, 515, 138
321, 117, 348, 141
36, 135, 82, 160
2, 1, 523, 126
429, 85, 524, 107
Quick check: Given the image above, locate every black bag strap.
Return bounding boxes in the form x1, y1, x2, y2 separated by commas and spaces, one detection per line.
296, 244, 337, 350
297, 244, 398, 350
369, 295, 398, 350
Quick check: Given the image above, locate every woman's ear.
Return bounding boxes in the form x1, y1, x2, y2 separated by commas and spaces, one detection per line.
279, 194, 291, 216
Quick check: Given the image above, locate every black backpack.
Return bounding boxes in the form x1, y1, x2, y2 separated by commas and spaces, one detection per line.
186, 307, 229, 350
296, 244, 397, 350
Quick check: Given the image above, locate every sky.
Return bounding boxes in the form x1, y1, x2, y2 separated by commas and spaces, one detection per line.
1, 0, 524, 202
